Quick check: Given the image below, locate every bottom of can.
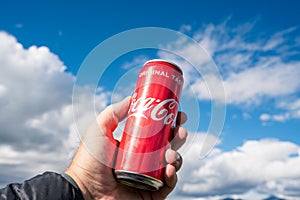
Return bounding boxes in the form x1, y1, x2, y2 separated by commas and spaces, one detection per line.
114, 170, 163, 191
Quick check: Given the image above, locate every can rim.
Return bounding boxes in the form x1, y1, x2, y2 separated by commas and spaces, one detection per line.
144, 59, 183, 75
115, 170, 163, 191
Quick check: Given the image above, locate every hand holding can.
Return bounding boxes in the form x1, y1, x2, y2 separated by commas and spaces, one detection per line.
114, 59, 184, 191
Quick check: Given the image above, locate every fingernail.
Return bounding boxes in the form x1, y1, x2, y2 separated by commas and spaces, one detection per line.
176, 152, 182, 162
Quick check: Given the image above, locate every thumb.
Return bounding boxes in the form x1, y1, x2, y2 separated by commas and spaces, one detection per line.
79, 96, 131, 168
97, 96, 131, 134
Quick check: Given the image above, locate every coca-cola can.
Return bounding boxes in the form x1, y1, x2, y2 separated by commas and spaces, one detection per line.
114, 59, 184, 191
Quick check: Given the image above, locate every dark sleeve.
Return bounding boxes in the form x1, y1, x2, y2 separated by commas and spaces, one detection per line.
0, 171, 84, 200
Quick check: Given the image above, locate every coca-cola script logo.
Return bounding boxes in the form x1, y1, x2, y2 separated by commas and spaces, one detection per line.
128, 93, 179, 125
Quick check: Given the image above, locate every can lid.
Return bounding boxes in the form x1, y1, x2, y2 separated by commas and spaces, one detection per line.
115, 170, 163, 191
144, 59, 183, 75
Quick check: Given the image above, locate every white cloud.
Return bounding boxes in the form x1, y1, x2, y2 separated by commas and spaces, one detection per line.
242, 112, 252, 120
260, 98, 300, 122
178, 132, 221, 160
277, 99, 300, 120
158, 21, 300, 106
281, 99, 300, 111
0, 31, 73, 149
224, 62, 300, 104
179, 24, 192, 33
262, 27, 297, 51
1, 21, 300, 200
168, 133, 221, 199
171, 138, 300, 199
0, 144, 67, 181
157, 21, 300, 123
121, 55, 149, 69
185, 59, 300, 105
260, 113, 290, 123
0, 31, 110, 186
155, 21, 300, 199
260, 113, 271, 121
0, 84, 6, 96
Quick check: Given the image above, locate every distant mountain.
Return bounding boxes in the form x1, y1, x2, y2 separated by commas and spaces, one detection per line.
220, 196, 285, 200
263, 196, 285, 200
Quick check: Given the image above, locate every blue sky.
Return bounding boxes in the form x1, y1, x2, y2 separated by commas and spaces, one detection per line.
1, 0, 300, 199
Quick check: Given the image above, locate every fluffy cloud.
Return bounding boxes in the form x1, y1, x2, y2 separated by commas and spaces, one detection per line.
158, 22, 300, 117
193, 61, 300, 105
0, 32, 73, 143
260, 98, 300, 123
210, 24, 300, 105
171, 138, 300, 200
0, 31, 110, 186
1, 22, 300, 200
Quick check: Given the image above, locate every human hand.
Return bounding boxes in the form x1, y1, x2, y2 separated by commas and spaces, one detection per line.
65, 96, 188, 200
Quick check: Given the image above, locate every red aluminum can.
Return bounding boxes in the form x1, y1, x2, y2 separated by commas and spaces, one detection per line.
114, 59, 184, 191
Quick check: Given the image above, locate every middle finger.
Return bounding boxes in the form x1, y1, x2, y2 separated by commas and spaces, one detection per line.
171, 126, 188, 151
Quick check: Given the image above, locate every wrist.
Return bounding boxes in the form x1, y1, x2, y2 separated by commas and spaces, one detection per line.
65, 167, 92, 200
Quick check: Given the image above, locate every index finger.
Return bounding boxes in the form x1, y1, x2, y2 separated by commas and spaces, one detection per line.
176, 111, 188, 126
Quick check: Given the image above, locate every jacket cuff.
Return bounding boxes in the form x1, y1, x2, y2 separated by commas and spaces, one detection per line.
61, 173, 85, 200
62, 173, 80, 190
